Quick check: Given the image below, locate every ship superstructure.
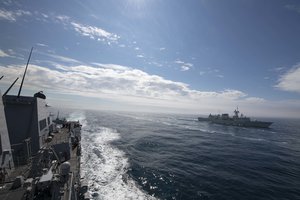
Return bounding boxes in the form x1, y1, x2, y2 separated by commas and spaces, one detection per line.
3, 93, 54, 165
0, 48, 88, 199
0, 91, 14, 173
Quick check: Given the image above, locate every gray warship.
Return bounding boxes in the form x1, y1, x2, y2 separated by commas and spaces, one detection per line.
198, 108, 273, 128
0, 48, 89, 199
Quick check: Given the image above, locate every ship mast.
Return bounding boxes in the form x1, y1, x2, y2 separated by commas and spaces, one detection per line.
2, 78, 19, 96
234, 106, 239, 118
18, 47, 33, 97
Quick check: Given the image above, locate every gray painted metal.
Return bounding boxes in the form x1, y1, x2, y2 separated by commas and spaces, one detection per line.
0, 92, 14, 169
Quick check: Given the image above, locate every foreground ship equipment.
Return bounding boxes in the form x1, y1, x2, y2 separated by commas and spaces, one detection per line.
0, 48, 89, 199
198, 108, 273, 128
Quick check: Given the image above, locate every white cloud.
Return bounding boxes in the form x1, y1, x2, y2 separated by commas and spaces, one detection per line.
36, 43, 48, 47
55, 15, 70, 23
0, 49, 25, 60
0, 50, 10, 57
41, 13, 48, 18
181, 65, 190, 71
273, 66, 285, 71
216, 74, 224, 78
137, 55, 144, 58
159, 47, 166, 51
148, 62, 163, 67
185, 63, 193, 67
245, 97, 266, 103
1, 62, 299, 117
53, 14, 120, 45
91, 63, 130, 71
276, 63, 300, 93
135, 47, 140, 50
0, 63, 247, 103
35, 51, 81, 65
0, 9, 15, 21
175, 60, 185, 64
0, 9, 31, 21
49, 54, 80, 64
175, 59, 193, 71
214, 89, 246, 99
70, 22, 120, 44
2, 0, 13, 6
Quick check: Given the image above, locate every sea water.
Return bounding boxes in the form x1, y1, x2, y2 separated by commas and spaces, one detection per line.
67, 110, 300, 200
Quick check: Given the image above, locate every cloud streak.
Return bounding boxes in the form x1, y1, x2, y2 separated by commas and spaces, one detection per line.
275, 63, 300, 93
0, 49, 10, 57
175, 59, 193, 71
1, 9, 120, 45
71, 22, 120, 44
0, 9, 31, 22
53, 14, 120, 44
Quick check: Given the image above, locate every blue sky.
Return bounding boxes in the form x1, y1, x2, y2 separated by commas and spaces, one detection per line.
1, 0, 300, 118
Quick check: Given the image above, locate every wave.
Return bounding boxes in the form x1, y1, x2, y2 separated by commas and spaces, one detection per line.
67, 111, 300, 200
80, 120, 157, 200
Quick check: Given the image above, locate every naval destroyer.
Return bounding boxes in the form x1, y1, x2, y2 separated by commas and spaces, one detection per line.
198, 108, 273, 128
0, 48, 89, 199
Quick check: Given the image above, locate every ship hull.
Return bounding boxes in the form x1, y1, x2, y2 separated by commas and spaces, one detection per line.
197, 117, 211, 121
212, 119, 272, 128
198, 118, 273, 128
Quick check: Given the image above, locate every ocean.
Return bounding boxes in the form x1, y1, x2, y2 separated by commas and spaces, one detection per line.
67, 110, 300, 200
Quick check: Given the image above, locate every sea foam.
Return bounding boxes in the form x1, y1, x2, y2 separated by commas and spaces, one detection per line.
80, 121, 156, 200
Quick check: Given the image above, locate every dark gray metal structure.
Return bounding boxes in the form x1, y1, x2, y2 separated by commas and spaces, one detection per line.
0, 48, 86, 200
3, 95, 53, 164
0, 92, 14, 170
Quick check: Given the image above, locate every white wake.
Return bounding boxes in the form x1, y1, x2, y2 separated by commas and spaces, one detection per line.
79, 114, 157, 200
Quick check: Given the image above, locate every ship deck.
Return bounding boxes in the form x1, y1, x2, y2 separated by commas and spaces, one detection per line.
0, 123, 81, 200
